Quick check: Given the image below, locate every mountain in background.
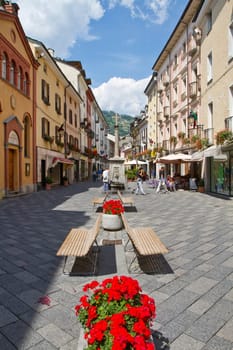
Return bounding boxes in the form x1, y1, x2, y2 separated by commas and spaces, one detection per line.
103, 111, 134, 137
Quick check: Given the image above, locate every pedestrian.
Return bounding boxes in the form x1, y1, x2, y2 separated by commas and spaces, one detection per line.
135, 167, 146, 195
92, 169, 97, 182
167, 175, 176, 191
102, 168, 109, 192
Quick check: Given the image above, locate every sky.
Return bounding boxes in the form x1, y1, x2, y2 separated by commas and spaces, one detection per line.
15, 0, 189, 116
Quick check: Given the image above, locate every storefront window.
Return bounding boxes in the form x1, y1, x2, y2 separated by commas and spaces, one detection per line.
231, 156, 233, 195
210, 155, 230, 195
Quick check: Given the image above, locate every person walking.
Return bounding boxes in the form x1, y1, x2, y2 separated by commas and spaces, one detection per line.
135, 167, 146, 195
102, 168, 109, 192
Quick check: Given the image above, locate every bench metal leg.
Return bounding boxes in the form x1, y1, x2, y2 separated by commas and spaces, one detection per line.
62, 241, 100, 276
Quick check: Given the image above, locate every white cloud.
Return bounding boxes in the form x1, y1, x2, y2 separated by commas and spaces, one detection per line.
107, 0, 170, 24
16, 0, 104, 57
93, 76, 150, 116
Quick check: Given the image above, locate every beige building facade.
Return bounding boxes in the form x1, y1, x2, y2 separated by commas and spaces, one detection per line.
144, 0, 233, 196
195, 0, 233, 195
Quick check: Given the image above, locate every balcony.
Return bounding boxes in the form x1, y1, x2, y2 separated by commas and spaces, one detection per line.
189, 81, 197, 98
188, 124, 203, 139
157, 82, 163, 92
157, 111, 163, 122
162, 139, 169, 151
188, 38, 198, 56
163, 106, 170, 117
163, 74, 169, 86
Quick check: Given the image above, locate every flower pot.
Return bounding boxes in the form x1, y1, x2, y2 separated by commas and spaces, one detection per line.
45, 183, 51, 190
102, 214, 122, 231
198, 186, 205, 193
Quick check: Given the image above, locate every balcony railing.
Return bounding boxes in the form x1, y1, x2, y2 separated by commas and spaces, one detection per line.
188, 124, 203, 138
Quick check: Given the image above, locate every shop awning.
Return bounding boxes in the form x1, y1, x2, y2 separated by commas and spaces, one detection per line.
51, 157, 74, 168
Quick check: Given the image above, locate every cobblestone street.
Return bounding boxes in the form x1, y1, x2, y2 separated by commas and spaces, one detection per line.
0, 182, 233, 349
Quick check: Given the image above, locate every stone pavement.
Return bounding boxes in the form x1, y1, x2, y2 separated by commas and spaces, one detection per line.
0, 181, 233, 350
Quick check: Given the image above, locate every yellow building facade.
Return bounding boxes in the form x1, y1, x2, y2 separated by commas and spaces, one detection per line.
0, 3, 38, 199
28, 39, 82, 187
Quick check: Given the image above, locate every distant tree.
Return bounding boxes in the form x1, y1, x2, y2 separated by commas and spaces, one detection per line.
103, 111, 133, 137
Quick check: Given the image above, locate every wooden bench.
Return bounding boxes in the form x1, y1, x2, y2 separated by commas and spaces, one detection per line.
117, 190, 134, 206
92, 193, 108, 208
56, 214, 102, 275
121, 213, 168, 272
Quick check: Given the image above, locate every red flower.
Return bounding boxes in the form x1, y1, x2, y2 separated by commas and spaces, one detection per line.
75, 276, 156, 350
103, 199, 124, 215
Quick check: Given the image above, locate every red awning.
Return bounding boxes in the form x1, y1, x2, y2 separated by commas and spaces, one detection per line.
51, 157, 74, 168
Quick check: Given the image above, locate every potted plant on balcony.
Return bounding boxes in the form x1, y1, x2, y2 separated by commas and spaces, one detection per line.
102, 199, 124, 230
75, 275, 156, 350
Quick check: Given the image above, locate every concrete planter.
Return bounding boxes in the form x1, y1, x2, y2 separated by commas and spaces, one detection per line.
102, 214, 122, 231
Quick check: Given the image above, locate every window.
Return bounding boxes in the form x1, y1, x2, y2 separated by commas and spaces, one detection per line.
24, 72, 30, 96
208, 102, 213, 136
174, 54, 178, 67
207, 52, 213, 83
74, 113, 77, 128
228, 22, 233, 60
182, 42, 186, 58
10, 60, 16, 85
55, 93, 61, 114
2, 52, 7, 80
42, 117, 50, 137
206, 11, 212, 34
69, 109, 73, 124
225, 116, 233, 131
229, 85, 233, 117
17, 66, 22, 89
41, 79, 50, 104
24, 115, 30, 157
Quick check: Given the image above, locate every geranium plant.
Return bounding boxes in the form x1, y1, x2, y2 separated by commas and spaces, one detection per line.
75, 275, 156, 350
102, 199, 124, 215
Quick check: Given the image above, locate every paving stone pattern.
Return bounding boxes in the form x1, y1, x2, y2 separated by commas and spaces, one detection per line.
0, 181, 233, 349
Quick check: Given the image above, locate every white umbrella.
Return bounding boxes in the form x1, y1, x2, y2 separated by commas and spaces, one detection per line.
155, 153, 192, 164
124, 159, 147, 165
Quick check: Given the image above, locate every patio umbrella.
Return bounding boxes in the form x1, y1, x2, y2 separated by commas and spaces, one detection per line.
155, 153, 192, 164
124, 159, 147, 165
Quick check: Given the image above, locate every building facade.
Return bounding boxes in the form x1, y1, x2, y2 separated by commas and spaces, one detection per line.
0, 3, 38, 199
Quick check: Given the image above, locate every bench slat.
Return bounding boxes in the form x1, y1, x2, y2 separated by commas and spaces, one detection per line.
117, 190, 134, 206
130, 227, 168, 255
92, 193, 108, 206
121, 213, 168, 256
56, 214, 102, 274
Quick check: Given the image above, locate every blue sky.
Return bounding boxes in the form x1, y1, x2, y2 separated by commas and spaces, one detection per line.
15, 0, 189, 116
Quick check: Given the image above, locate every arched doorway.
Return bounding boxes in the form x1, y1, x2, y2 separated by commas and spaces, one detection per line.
7, 131, 20, 192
